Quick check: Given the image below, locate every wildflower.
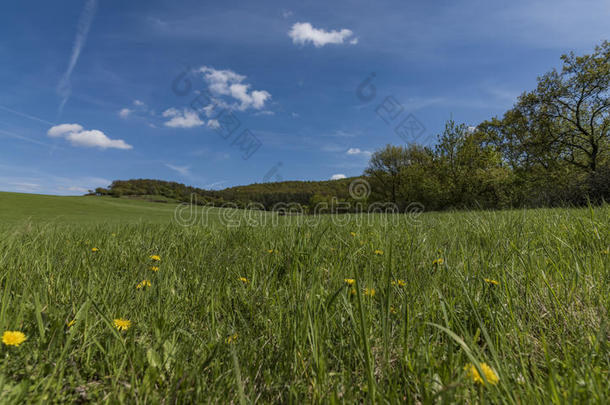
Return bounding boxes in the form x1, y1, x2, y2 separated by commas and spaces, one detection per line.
267, 249, 275, 254
113, 318, 131, 331
91, 247, 99, 252
390, 306, 398, 314
150, 266, 159, 272
464, 362, 499, 386
391, 279, 406, 287
374, 249, 384, 255
111, 233, 117, 237
603, 249, 609, 255
238, 277, 249, 283
2, 331, 27, 347
344, 278, 356, 286
150, 255, 161, 261
350, 288, 357, 295
350, 232, 357, 237
484, 278, 499, 286
432, 258, 444, 266
136, 280, 151, 289
364, 288, 376, 297
67, 319, 76, 328
225, 333, 238, 344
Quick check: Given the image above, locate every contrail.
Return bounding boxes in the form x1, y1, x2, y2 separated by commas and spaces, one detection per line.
57, 0, 98, 114
0, 105, 55, 126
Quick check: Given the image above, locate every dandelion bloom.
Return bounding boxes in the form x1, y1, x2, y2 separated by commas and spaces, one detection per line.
603, 249, 609, 255
344, 278, 356, 286
136, 280, 151, 289
374, 250, 384, 255
238, 277, 249, 283
2, 331, 27, 347
350, 232, 357, 237
267, 249, 275, 254
113, 318, 131, 331
391, 279, 406, 287
350, 288, 357, 295
91, 247, 99, 252
464, 362, 499, 385
484, 278, 499, 286
433, 258, 444, 266
150, 255, 161, 261
364, 288, 376, 297
67, 319, 76, 328
150, 266, 160, 272
225, 333, 238, 344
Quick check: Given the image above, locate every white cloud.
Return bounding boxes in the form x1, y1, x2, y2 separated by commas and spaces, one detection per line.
331, 174, 346, 180
118, 108, 132, 118
346, 147, 371, 156
165, 163, 190, 176
288, 22, 357, 47
47, 123, 83, 137
47, 123, 132, 150
198, 66, 271, 111
133, 99, 145, 107
162, 108, 204, 128
254, 110, 275, 116
206, 119, 220, 129
282, 10, 294, 19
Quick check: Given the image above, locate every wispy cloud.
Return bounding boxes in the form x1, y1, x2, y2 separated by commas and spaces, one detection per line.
165, 163, 190, 176
330, 174, 346, 180
57, 0, 98, 114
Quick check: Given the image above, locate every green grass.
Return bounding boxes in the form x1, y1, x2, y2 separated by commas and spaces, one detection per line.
0, 192, 608, 403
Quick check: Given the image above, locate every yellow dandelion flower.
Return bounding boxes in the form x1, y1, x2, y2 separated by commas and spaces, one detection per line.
433, 258, 444, 266
149, 255, 161, 261
344, 278, 356, 286
238, 277, 249, 283
2, 331, 27, 347
603, 249, 609, 255
136, 280, 151, 289
150, 266, 159, 272
91, 247, 99, 252
464, 362, 499, 386
113, 318, 131, 331
225, 333, 238, 344
364, 288, 376, 297
350, 288, 357, 295
374, 249, 383, 255
67, 319, 76, 328
350, 232, 357, 237
391, 279, 406, 287
111, 233, 117, 237
484, 278, 499, 286
267, 249, 275, 254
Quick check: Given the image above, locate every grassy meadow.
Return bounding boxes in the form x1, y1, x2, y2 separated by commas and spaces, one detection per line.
0, 192, 608, 403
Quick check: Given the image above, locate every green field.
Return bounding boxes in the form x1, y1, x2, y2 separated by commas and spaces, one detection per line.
0, 192, 608, 403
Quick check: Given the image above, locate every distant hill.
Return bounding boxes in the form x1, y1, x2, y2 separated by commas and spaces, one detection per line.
92, 177, 361, 210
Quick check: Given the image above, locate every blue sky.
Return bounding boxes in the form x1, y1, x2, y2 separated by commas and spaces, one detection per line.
1, 0, 608, 195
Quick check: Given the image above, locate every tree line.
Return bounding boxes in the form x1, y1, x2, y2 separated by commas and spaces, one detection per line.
365, 41, 610, 211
